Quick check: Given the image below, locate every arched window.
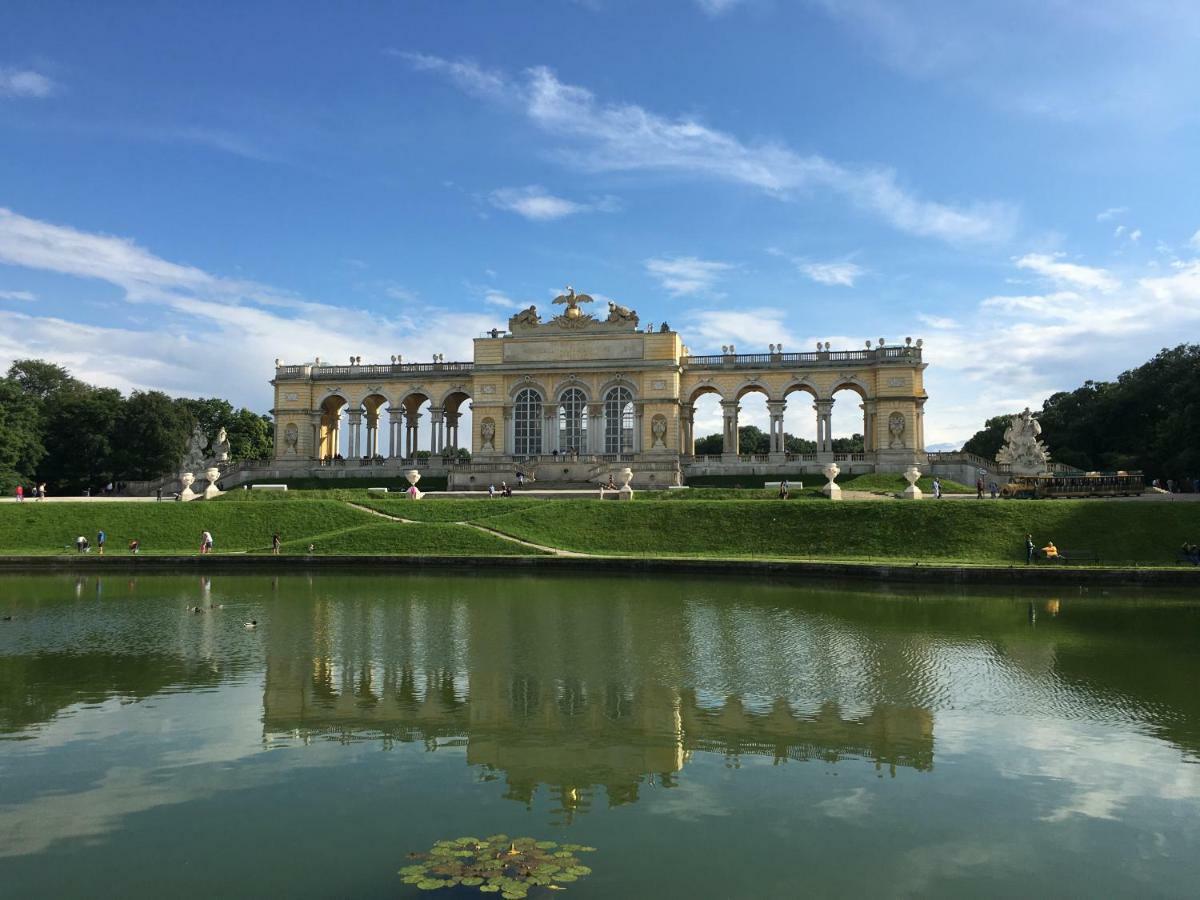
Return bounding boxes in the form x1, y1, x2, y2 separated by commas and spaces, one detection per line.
558, 388, 587, 453
513, 388, 543, 456
604, 386, 634, 454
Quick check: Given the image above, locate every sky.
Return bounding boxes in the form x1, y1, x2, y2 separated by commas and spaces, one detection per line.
1, 0, 1199, 447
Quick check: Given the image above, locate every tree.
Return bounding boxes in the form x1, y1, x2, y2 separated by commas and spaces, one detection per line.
0, 377, 45, 492
6, 359, 79, 403
176, 397, 273, 462
113, 391, 192, 480
694, 433, 723, 455
962, 414, 1013, 460
39, 386, 124, 491
831, 433, 865, 453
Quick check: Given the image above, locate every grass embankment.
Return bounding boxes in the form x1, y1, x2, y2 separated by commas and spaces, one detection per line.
477, 500, 1200, 565
683, 473, 973, 493
356, 498, 544, 522
0, 501, 535, 556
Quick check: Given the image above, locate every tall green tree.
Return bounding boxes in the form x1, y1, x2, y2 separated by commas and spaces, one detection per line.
39, 386, 124, 491
0, 376, 45, 492
113, 391, 192, 480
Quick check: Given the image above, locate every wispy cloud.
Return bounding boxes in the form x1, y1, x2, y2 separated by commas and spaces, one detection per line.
0, 289, 36, 302
0, 67, 56, 99
488, 185, 619, 221
768, 248, 864, 286
645, 256, 732, 296
1014, 252, 1119, 292
0, 207, 490, 406
403, 55, 1016, 244
1190, 230, 1200, 251
695, 0, 746, 15
1096, 206, 1128, 222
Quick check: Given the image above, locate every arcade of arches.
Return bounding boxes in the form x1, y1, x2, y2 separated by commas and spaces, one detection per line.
271, 292, 928, 483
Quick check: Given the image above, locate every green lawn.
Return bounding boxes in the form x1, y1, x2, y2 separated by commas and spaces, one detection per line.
2, 496, 1197, 567
478, 500, 1200, 565
0, 500, 376, 555
276, 522, 544, 556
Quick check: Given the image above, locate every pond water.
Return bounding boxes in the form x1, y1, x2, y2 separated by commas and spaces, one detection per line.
1, 573, 1198, 898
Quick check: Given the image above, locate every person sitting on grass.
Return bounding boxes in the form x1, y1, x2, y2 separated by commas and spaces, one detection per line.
75, 535, 89, 554
778, 479, 790, 500
1041, 541, 1061, 560
128, 539, 140, 555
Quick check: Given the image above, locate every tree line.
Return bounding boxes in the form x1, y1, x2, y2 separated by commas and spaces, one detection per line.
694, 425, 864, 456
963, 344, 1200, 481
0, 359, 273, 494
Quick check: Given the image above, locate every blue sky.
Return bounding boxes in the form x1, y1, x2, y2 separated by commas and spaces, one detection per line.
2, 0, 1199, 446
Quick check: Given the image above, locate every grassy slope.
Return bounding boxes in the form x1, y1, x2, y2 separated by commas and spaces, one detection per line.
481, 500, 1200, 564
0, 501, 376, 554
355, 498, 545, 522
277, 522, 544, 556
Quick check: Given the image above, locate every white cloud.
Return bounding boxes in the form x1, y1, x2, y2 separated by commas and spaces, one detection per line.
0, 208, 490, 408
917, 313, 957, 329
1097, 206, 1128, 222
799, 260, 864, 287
0, 289, 36, 301
645, 256, 732, 296
1014, 252, 1119, 292
1190, 230, 1200, 251
1128, 228, 1142, 243
483, 289, 523, 310
405, 56, 1016, 244
684, 306, 798, 350
0, 67, 56, 98
488, 185, 619, 221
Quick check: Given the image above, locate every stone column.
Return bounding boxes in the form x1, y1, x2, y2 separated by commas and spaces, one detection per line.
767, 400, 787, 461
588, 403, 604, 454
861, 400, 877, 458
387, 409, 401, 458
542, 408, 557, 455
633, 403, 644, 455
815, 400, 834, 458
501, 406, 513, 456
405, 411, 421, 459
680, 402, 694, 456
445, 412, 460, 451
310, 414, 322, 460
347, 410, 362, 458
430, 408, 445, 456
721, 399, 740, 461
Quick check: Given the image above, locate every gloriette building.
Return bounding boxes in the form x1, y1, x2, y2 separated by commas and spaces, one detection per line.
270, 289, 928, 487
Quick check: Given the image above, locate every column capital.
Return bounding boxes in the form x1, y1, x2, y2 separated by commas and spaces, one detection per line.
766, 400, 787, 415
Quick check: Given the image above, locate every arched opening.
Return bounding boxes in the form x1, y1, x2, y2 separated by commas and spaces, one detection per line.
513, 387, 543, 457
687, 386, 723, 457
401, 392, 432, 460
830, 382, 869, 458
319, 395, 347, 460
362, 393, 389, 459
442, 391, 472, 458
735, 385, 770, 459
557, 387, 588, 455
782, 384, 819, 458
603, 386, 635, 454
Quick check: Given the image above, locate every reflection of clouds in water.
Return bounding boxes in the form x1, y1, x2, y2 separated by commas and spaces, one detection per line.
817, 787, 873, 821
937, 712, 1200, 825
0, 681, 397, 858
643, 778, 733, 823
894, 838, 1023, 895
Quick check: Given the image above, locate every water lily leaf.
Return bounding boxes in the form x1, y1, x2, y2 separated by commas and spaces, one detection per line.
416, 879, 444, 890
568, 865, 592, 876
461, 877, 484, 886
535, 841, 557, 849
479, 886, 500, 894
553, 851, 574, 858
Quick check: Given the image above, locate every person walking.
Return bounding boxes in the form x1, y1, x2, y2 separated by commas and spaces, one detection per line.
15, 484, 23, 502
933, 477, 942, 499
516, 471, 525, 488
989, 481, 999, 499
128, 538, 140, 555
155, 487, 162, 502
488, 483, 496, 499
97, 530, 106, 556
1025, 533, 1035, 565
271, 532, 281, 555
975, 478, 984, 499
200, 530, 213, 555
37, 483, 46, 500
778, 479, 790, 500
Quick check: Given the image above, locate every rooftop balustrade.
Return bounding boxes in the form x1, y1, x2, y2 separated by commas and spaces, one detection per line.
274, 361, 475, 381
681, 345, 921, 370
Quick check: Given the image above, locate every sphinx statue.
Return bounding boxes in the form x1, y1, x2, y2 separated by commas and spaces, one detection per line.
508, 305, 541, 330
606, 300, 639, 326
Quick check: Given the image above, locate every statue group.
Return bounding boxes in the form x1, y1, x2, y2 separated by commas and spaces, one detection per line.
180, 426, 231, 474
996, 408, 1051, 475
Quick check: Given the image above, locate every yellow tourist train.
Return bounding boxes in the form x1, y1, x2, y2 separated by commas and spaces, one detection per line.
1001, 471, 1146, 499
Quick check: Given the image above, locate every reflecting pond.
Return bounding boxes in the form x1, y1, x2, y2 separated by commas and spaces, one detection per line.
1, 573, 1199, 898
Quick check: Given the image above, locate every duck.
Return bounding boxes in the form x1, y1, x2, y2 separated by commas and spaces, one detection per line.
1, 615, 13, 621
208, 604, 224, 610
187, 606, 204, 614
243, 620, 258, 629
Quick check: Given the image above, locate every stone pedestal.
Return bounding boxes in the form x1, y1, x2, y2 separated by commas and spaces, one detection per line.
901, 465, 923, 500
203, 467, 222, 500
404, 468, 424, 500
821, 463, 842, 501
617, 466, 634, 501
179, 472, 197, 502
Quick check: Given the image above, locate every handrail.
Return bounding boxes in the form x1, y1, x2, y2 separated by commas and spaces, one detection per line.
681, 347, 920, 369
275, 362, 475, 381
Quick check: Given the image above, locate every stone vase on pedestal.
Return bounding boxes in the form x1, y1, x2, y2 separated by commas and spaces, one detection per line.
203, 467, 222, 500
404, 469, 424, 500
178, 472, 197, 502
821, 463, 842, 501
617, 466, 634, 501
901, 465, 923, 500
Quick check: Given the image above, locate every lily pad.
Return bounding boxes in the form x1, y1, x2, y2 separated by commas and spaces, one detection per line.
402, 834, 596, 894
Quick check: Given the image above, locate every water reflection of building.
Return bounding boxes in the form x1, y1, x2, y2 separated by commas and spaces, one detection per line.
260, 595, 935, 814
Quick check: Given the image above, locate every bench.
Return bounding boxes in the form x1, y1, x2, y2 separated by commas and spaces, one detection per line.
367, 487, 389, 494
1039, 548, 1099, 564
251, 484, 288, 491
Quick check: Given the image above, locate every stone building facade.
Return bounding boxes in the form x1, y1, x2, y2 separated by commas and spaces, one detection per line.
270, 290, 928, 486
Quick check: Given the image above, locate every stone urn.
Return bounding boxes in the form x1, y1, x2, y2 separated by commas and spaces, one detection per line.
821, 462, 842, 501
404, 468, 423, 500
179, 472, 197, 502
617, 466, 635, 501
203, 466, 222, 500
902, 465, 923, 500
